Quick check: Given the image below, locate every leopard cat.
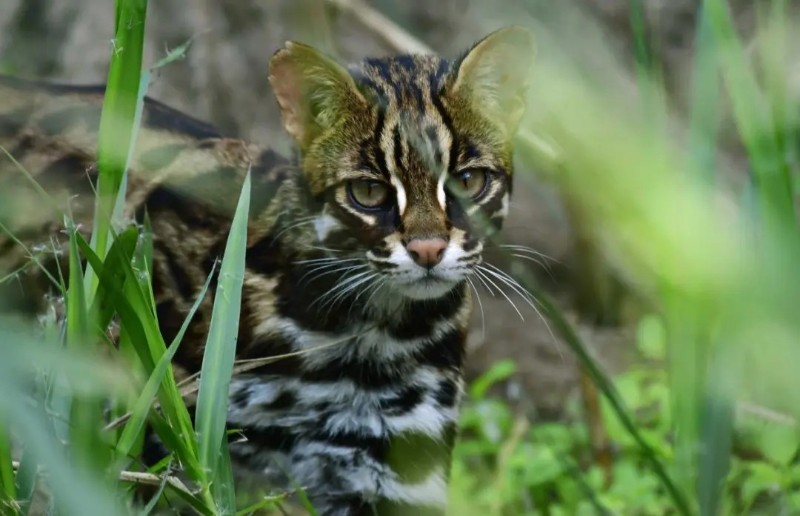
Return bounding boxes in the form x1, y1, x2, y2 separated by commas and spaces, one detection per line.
0, 27, 534, 515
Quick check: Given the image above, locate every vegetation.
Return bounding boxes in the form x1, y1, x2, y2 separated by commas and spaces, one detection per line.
1, 0, 799, 514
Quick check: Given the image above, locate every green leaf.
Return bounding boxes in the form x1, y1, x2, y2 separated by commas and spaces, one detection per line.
741, 462, 782, 510
194, 172, 251, 508
757, 423, 799, 466
469, 360, 516, 400
636, 314, 666, 361
514, 444, 563, 486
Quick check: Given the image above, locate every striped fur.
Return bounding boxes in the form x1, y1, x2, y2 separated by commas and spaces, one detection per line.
0, 27, 534, 515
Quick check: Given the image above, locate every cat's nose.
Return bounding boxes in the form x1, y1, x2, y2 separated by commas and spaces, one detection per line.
406, 238, 447, 269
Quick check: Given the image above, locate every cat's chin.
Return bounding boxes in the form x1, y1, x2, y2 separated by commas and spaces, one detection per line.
394, 277, 459, 300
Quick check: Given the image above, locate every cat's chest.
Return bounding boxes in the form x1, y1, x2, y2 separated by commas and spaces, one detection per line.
225, 323, 465, 459
227, 324, 464, 430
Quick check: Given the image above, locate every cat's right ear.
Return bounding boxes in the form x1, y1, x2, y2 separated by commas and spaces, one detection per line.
269, 42, 367, 148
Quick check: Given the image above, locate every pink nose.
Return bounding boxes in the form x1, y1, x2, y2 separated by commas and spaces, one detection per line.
406, 238, 447, 269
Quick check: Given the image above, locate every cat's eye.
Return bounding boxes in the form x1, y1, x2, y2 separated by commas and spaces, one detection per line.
347, 179, 391, 210
452, 168, 489, 198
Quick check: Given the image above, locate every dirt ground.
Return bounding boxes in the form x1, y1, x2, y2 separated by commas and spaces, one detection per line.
0, 0, 768, 416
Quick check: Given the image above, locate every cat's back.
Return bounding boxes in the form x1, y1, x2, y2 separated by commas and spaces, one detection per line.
0, 75, 294, 319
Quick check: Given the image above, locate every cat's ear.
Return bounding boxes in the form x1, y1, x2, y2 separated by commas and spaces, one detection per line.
451, 26, 535, 137
269, 42, 367, 147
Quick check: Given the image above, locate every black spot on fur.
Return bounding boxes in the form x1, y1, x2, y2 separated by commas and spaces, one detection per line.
413, 327, 465, 371
434, 379, 458, 408
264, 390, 297, 411
381, 385, 425, 415
238, 425, 298, 453
142, 97, 222, 139
389, 290, 464, 340
301, 354, 407, 389
156, 246, 195, 301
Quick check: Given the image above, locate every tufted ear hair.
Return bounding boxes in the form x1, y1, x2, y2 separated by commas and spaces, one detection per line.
269, 42, 367, 149
450, 26, 535, 138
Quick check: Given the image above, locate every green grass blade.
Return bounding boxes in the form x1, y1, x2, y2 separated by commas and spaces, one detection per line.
0, 426, 15, 512
65, 218, 114, 476
235, 494, 292, 516
87, 225, 140, 335
0, 329, 129, 515
705, 0, 796, 237
65, 219, 90, 349
213, 433, 236, 513
75, 232, 204, 481
688, 3, 721, 185
696, 351, 735, 516
116, 262, 217, 459
147, 412, 201, 480
87, 0, 148, 301
13, 449, 37, 516
195, 172, 251, 508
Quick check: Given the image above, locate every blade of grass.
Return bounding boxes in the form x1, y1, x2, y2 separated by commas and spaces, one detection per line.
195, 172, 251, 510
213, 431, 236, 513
235, 493, 293, 516
0, 427, 15, 512
87, 224, 140, 336
0, 329, 130, 515
66, 218, 114, 476
696, 343, 737, 516
704, 0, 797, 241
662, 292, 706, 506
87, 0, 148, 302
76, 232, 204, 483
141, 463, 173, 515
13, 449, 36, 516
116, 262, 217, 459
688, 3, 721, 185
756, 0, 792, 161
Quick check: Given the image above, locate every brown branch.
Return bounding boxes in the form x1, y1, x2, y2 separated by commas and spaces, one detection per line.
11, 460, 196, 497
324, 0, 432, 54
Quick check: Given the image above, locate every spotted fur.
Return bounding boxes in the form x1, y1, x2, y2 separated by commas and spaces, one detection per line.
0, 27, 534, 515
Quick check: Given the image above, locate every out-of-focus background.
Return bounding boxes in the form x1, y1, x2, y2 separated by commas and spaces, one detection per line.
0, 0, 788, 417
0, 0, 772, 418
3, 1, 800, 513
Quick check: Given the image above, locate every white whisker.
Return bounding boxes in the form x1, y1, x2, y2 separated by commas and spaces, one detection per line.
481, 263, 556, 343
466, 277, 485, 341
472, 269, 497, 297
299, 263, 368, 287
271, 215, 317, 243
475, 267, 523, 320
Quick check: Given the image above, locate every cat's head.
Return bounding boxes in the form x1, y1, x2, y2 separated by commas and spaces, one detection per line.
269, 27, 534, 301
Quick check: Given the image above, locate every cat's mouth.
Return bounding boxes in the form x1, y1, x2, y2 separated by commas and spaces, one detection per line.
392, 272, 460, 300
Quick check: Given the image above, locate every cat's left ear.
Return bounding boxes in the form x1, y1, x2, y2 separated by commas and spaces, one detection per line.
451, 26, 535, 137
